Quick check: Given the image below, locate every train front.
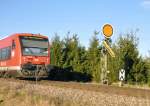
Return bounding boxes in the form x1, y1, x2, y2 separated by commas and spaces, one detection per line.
19, 35, 50, 78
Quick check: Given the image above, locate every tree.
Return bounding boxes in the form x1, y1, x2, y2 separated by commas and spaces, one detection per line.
145, 51, 150, 85
50, 31, 149, 84
107, 43, 120, 82
87, 33, 101, 82
62, 34, 87, 73
115, 32, 148, 84
50, 33, 63, 66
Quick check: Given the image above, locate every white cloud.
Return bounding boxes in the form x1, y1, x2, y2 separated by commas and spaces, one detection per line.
141, 0, 150, 9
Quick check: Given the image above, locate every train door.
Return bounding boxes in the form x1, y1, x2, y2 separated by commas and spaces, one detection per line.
11, 40, 16, 59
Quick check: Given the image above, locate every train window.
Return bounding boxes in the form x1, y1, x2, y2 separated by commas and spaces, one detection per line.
12, 40, 16, 49
6, 47, 11, 59
20, 36, 49, 56
1, 48, 7, 60
0, 47, 11, 60
0, 49, 1, 60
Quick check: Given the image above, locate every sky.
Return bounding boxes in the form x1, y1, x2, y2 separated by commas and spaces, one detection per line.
0, 0, 150, 56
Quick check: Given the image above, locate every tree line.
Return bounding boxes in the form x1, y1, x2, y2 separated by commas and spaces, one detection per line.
49, 31, 150, 85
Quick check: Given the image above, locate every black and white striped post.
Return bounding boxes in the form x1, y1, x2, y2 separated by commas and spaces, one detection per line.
119, 69, 125, 86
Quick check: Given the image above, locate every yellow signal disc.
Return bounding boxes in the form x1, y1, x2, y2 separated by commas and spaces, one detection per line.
102, 24, 113, 38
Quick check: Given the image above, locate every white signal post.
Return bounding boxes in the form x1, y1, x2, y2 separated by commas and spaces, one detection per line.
101, 24, 115, 84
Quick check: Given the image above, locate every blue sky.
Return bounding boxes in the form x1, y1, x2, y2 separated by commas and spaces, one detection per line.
0, 0, 150, 56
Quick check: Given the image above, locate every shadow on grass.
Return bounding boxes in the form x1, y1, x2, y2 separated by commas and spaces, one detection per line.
47, 65, 92, 82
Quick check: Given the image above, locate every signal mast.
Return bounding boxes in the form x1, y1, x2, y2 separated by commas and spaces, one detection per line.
101, 24, 115, 84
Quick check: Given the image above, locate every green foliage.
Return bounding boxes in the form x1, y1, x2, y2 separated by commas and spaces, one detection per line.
107, 44, 120, 82
50, 31, 150, 84
87, 35, 101, 82
145, 51, 150, 86
61, 34, 83, 72
51, 33, 88, 74
113, 33, 148, 84
50, 34, 63, 66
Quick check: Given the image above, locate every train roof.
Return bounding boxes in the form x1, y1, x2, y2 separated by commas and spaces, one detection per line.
0, 33, 48, 41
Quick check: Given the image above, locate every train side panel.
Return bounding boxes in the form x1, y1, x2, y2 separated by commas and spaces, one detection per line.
0, 34, 21, 71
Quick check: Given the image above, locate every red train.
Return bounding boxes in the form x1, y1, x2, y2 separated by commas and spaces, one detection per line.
0, 33, 50, 78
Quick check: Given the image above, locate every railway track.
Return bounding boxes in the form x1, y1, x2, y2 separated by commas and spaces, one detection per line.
1, 78, 150, 99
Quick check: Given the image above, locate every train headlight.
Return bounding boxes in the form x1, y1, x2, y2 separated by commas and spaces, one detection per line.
34, 59, 39, 62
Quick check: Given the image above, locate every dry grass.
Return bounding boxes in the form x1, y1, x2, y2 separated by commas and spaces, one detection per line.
0, 87, 74, 106
0, 79, 150, 106
0, 80, 89, 106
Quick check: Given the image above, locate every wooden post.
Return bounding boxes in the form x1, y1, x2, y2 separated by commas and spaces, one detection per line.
35, 65, 39, 84
101, 43, 108, 84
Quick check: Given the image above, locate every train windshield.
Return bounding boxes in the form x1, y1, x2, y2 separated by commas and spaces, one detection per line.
20, 36, 49, 56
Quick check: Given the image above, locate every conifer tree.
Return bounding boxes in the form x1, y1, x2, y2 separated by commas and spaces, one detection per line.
50, 34, 63, 66
115, 33, 148, 83
87, 33, 101, 82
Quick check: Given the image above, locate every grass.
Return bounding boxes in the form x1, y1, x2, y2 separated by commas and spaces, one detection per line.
0, 79, 150, 106
0, 87, 74, 106
0, 80, 86, 106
